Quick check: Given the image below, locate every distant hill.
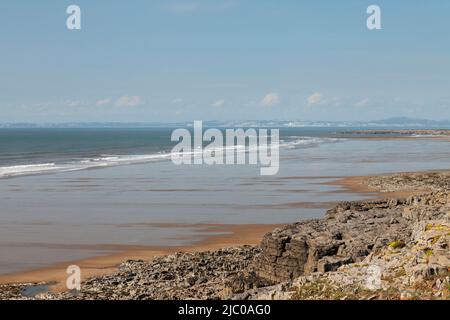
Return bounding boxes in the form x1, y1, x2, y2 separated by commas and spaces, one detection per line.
1, 117, 450, 128
368, 117, 450, 126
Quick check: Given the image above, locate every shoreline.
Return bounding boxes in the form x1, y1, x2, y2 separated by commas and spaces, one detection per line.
333, 135, 450, 142
0, 171, 426, 292
0, 223, 280, 292
329, 174, 432, 199
1, 169, 449, 299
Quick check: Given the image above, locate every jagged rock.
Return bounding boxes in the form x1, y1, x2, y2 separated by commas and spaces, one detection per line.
251, 198, 411, 283
317, 256, 353, 273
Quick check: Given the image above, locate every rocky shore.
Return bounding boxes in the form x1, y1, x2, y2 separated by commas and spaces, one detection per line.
1, 171, 449, 300
240, 191, 449, 300
339, 129, 450, 136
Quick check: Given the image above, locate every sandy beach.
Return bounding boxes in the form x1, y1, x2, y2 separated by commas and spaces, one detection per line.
0, 171, 430, 293
2, 169, 448, 300
0, 223, 280, 292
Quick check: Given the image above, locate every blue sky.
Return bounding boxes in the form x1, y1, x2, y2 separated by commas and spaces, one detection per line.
1, 0, 449, 122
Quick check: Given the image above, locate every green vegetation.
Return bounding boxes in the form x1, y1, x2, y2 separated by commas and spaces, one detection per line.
425, 223, 450, 232
388, 240, 406, 249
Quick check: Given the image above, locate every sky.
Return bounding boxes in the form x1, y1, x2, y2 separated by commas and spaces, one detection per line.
0, 0, 449, 123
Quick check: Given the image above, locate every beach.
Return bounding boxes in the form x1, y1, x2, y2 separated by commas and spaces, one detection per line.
1, 130, 450, 298
0, 223, 278, 292
1, 169, 448, 300
0, 173, 387, 291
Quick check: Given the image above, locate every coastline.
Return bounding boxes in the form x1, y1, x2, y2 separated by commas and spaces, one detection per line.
0, 171, 426, 292
1, 169, 449, 299
0, 223, 280, 292
329, 174, 433, 199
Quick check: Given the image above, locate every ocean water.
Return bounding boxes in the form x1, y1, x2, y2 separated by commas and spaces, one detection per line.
0, 127, 339, 178
1, 127, 450, 274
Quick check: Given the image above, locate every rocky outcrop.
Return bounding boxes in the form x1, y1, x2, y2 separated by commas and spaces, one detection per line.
261, 215, 449, 300
238, 190, 450, 300
251, 198, 411, 284
44, 247, 260, 300
340, 129, 450, 136
367, 172, 450, 192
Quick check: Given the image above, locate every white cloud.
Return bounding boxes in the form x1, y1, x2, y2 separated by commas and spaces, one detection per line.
114, 96, 143, 107
96, 98, 112, 106
64, 100, 83, 107
354, 98, 369, 107
260, 93, 280, 107
211, 99, 225, 107
172, 98, 183, 104
307, 92, 323, 106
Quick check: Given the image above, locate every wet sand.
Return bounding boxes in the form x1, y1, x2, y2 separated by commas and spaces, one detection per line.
0, 224, 279, 292
0, 171, 438, 292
